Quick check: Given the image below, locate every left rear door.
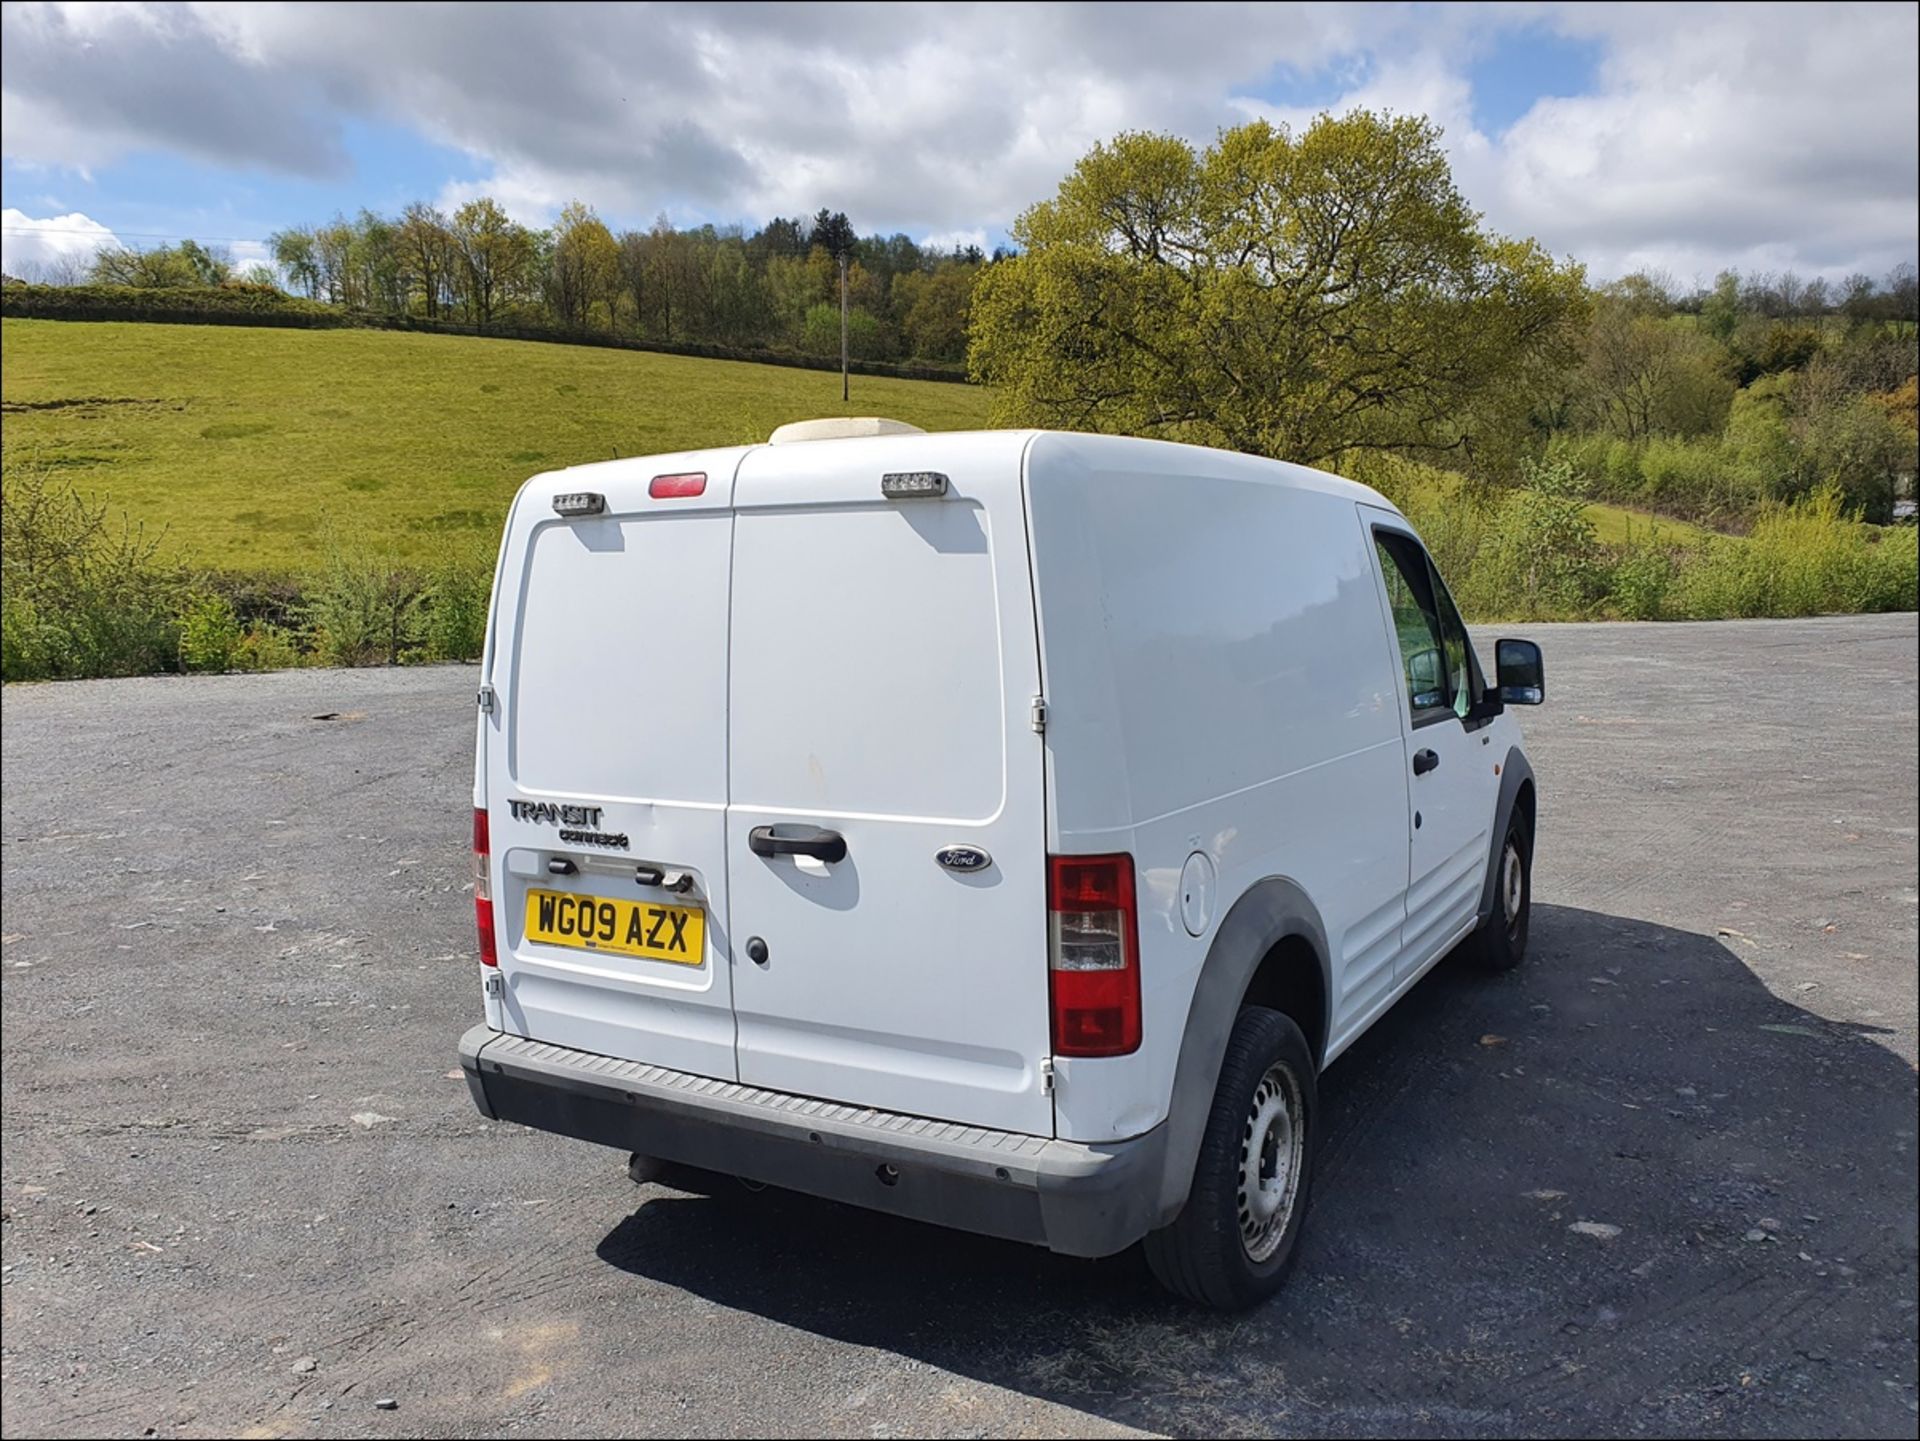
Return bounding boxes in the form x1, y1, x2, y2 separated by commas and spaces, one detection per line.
482, 453, 744, 1079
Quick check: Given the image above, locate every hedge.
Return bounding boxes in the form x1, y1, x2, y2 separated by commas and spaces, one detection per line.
0, 283, 972, 383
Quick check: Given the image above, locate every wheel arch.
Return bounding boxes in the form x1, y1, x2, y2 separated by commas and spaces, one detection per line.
1477, 747, 1536, 926
1150, 876, 1331, 1225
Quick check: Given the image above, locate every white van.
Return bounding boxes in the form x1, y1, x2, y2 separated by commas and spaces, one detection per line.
459, 420, 1545, 1308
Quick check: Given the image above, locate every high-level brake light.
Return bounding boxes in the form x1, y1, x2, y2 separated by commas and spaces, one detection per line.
649, 472, 707, 499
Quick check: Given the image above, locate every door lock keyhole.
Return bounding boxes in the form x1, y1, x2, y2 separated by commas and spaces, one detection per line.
746, 936, 769, 966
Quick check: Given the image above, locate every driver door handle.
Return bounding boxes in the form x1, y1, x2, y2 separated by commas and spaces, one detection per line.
1412, 748, 1440, 776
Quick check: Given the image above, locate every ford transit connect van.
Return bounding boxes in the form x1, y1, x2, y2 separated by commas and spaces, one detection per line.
458, 420, 1545, 1308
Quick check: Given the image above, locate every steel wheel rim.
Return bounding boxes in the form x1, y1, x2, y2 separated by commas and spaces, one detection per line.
1501, 840, 1525, 935
1237, 1062, 1304, 1262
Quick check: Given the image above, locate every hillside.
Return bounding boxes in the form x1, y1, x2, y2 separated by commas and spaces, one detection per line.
0, 319, 992, 570
2, 317, 1727, 576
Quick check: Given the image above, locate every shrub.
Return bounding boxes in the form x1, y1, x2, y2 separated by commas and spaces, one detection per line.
232, 622, 305, 671
1, 466, 186, 680
420, 536, 495, 662
1602, 525, 1685, 620
178, 593, 242, 672
301, 527, 425, 666
1677, 486, 1918, 618
1473, 457, 1604, 619
0, 282, 341, 323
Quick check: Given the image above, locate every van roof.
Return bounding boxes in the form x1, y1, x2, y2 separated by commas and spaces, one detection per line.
527, 429, 1395, 513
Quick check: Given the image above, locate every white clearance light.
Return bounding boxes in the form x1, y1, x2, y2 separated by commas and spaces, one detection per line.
881, 471, 949, 499
552, 491, 606, 517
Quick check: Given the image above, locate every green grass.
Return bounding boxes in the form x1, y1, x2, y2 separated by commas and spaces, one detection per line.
1, 319, 991, 570
1582, 497, 1715, 546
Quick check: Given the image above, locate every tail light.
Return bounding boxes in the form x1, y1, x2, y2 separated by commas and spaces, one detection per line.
1047, 853, 1141, 1057
474, 807, 498, 967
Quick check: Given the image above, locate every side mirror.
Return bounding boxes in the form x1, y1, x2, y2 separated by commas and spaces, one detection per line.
1496, 638, 1545, 705
1407, 647, 1446, 709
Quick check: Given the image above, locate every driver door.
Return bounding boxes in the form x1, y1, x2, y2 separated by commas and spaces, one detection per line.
1361, 508, 1499, 980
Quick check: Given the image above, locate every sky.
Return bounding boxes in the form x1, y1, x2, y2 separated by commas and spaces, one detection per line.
2, 0, 1916, 288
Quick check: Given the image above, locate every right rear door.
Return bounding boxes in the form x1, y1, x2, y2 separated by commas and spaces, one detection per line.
723, 437, 1054, 1135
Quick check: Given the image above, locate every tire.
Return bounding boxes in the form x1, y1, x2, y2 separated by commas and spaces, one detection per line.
1473, 808, 1532, 973
1143, 1006, 1317, 1310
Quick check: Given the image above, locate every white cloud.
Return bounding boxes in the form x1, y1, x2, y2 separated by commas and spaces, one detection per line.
1, 2, 1913, 282
1, 206, 118, 279
918, 228, 990, 256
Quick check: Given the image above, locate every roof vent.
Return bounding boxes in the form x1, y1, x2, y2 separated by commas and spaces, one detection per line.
767, 417, 926, 445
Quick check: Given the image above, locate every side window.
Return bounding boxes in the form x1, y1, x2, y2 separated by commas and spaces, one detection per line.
1373, 533, 1454, 721
1425, 563, 1483, 721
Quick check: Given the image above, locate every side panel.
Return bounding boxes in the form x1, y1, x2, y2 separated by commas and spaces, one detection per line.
1026, 434, 1410, 1144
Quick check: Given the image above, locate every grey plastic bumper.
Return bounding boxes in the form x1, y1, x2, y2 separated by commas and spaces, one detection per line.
459, 1024, 1164, 1258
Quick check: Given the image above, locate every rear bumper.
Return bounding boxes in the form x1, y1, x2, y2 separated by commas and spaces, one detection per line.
459, 1024, 1164, 1258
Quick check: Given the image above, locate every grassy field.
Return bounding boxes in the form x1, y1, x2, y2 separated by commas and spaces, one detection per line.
3, 318, 1724, 575
0, 319, 992, 570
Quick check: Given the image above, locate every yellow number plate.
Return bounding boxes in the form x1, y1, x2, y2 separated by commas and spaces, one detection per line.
524, 889, 704, 965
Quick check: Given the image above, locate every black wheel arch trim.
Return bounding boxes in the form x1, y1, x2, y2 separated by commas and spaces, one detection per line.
1475, 747, 1536, 927
1151, 876, 1331, 1226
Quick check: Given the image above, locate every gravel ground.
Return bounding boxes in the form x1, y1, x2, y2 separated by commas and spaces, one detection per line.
2, 613, 1915, 1439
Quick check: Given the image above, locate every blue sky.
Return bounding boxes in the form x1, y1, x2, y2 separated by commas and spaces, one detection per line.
4, 2, 1915, 284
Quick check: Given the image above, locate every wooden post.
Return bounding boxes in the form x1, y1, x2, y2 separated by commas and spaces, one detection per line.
839, 251, 850, 403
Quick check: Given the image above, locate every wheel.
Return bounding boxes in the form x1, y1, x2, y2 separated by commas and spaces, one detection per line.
1143, 1006, 1317, 1309
1472, 808, 1532, 973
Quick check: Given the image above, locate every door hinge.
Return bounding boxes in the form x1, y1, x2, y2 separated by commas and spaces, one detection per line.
1040, 1057, 1056, 1096
476, 683, 496, 714
1030, 695, 1048, 734
483, 971, 504, 998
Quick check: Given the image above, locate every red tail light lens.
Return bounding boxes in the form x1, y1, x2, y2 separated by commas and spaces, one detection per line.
473, 807, 498, 967
1047, 853, 1140, 1057
649, 471, 707, 499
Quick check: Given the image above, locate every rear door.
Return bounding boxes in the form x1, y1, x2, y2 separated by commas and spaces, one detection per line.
725, 436, 1054, 1135
483, 451, 747, 1080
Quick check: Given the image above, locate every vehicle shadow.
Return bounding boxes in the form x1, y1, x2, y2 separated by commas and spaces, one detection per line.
595, 904, 1919, 1438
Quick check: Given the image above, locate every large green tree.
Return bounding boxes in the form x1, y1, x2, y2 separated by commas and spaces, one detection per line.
968, 113, 1587, 468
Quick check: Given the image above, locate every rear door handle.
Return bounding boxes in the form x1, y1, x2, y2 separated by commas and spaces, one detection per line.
748, 824, 847, 863
1412, 748, 1440, 776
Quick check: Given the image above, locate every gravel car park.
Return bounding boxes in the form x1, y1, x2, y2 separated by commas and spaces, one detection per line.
2, 614, 1915, 1439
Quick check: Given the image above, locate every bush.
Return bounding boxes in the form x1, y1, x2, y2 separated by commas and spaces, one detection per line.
0, 282, 341, 323
420, 536, 495, 662
178, 593, 242, 672
1677, 487, 1918, 618
1, 466, 187, 680
301, 527, 425, 666
1473, 458, 1604, 619
232, 622, 305, 671
1602, 525, 1685, 620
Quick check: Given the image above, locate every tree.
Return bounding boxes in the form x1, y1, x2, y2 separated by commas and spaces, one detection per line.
271, 227, 321, 298
548, 202, 617, 329
397, 203, 456, 319
751, 216, 809, 261
450, 198, 528, 328
1578, 286, 1732, 440
968, 114, 1587, 468
807, 209, 856, 261
89, 240, 231, 288
899, 261, 979, 361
